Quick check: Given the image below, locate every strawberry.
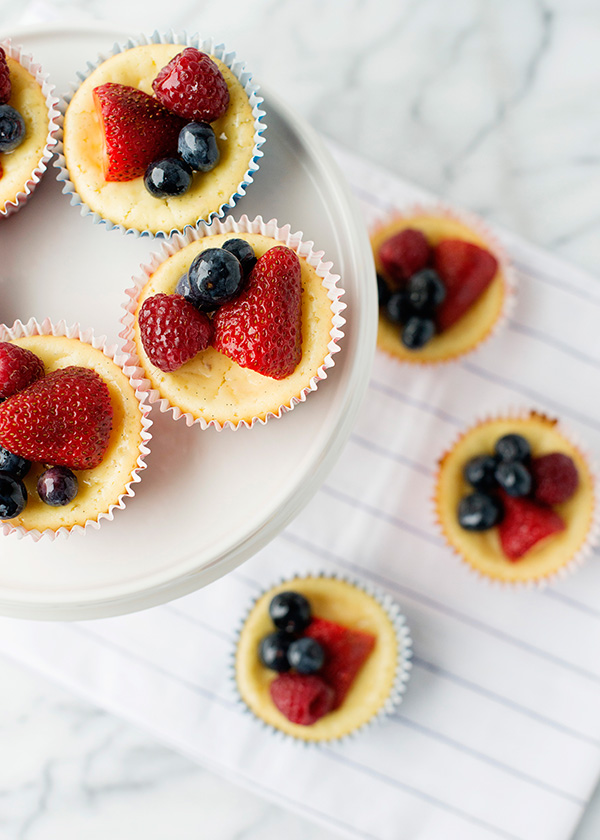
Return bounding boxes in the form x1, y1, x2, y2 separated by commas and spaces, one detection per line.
304, 617, 376, 709
531, 453, 579, 506
152, 48, 230, 123
0, 47, 10, 105
0, 342, 44, 399
498, 491, 565, 560
93, 83, 186, 182
269, 673, 334, 726
0, 367, 113, 470
212, 246, 302, 380
379, 228, 430, 285
138, 293, 213, 373
434, 239, 498, 331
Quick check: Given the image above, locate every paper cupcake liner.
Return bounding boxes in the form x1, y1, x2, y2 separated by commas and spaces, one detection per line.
120, 214, 346, 430
372, 201, 517, 366
53, 30, 266, 238
0, 317, 153, 541
0, 39, 60, 218
432, 407, 600, 588
230, 571, 413, 745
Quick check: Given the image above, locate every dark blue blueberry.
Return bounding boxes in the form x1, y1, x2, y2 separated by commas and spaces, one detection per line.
463, 454, 498, 492
222, 239, 257, 277
188, 248, 244, 311
401, 316, 436, 349
287, 637, 325, 674
258, 631, 293, 672
407, 269, 446, 314
37, 466, 78, 507
0, 444, 30, 480
385, 290, 413, 324
269, 591, 312, 634
0, 105, 26, 153
377, 272, 391, 308
494, 461, 532, 497
458, 492, 503, 531
0, 471, 27, 519
178, 122, 220, 172
144, 158, 193, 198
494, 434, 531, 463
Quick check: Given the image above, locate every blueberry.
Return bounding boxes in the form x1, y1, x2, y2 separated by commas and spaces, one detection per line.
385, 290, 412, 324
0, 105, 26, 152
187, 248, 244, 311
401, 316, 436, 349
37, 466, 78, 507
178, 122, 220, 172
463, 454, 498, 492
495, 461, 532, 497
407, 269, 446, 313
144, 158, 193, 198
287, 637, 325, 674
494, 434, 531, 463
222, 239, 257, 277
0, 471, 27, 519
0, 444, 30, 480
175, 272, 195, 302
258, 631, 293, 672
377, 272, 391, 308
458, 492, 503, 531
269, 591, 312, 634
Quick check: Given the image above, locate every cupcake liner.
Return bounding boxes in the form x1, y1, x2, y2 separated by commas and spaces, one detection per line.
53, 30, 266, 238
0, 317, 153, 541
230, 571, 412, 745
120, 214, 346, 430
433, 407, 600, 587
0, 39, 60, 218
372, 201, 517, 366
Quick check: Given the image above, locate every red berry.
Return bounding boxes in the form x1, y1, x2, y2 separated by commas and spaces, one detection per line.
212, 246, 302, 380
0, 367, 113, 471
138, 293, 213, 373
270, 673, 334, 726
531, 453, 579, 506
498, 491, 565, 560
434, 239, 498, 332
152, 48, 230, 123
0, 342, 44, 399
0, 47, 11, 105
379, 228, 430, 285
93, 83, 186, 182
304, 617, 376, 709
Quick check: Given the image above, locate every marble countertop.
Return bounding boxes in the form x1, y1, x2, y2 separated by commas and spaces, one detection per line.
1, 1, 599, 838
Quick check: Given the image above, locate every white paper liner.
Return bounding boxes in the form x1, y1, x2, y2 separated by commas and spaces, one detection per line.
432, 407, 600, 588
372, 201, 517, 365
0, 318, 153, 541
53, 30, 266, 238
0, 39, 60, 218
120, 214, 346, 430
230, 571, 413, 745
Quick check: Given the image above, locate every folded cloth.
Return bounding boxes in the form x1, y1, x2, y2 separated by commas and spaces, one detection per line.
1, 142, 600, 840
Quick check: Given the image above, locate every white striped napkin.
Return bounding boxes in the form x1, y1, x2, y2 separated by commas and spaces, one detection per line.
1, 142, 600, 840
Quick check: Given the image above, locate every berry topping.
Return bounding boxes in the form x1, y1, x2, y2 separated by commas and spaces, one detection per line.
175, 272, 194, 302
0, 472, 27, 519
401, 316, 436, 350
258, 631, 293, 673
384, 290, 412, 325
93, 83, 186, 182
287, 637, 325, 675
0, 47, 11, 105
221, 239, 257, 277
379, 228, 430, 285
531, 453, 579, 506
0, 367, 113, 471
494, 433, 531, 464
152, 48, 230, 123
498, 492, 565, 560
463, 454, 498, 492
269, 673, 334, 726
0, 342, 44, 399
0, 104, 25, 153
434, 239, 498, 331
187, 248, 245, 311
0, 444, 30, 480
269, 591, 312, 634
138, 293, 213, 373
458, 492, 503, 531
376, 272, 391, 308
37, 466, 78, 507
406, 268, 446, 314
144, 157, 192, 198
212, 246, 302, 380
178, 122, 220, 172
494, 461, 532, 497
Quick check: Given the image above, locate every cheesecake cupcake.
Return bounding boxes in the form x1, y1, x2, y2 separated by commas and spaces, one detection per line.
0, 39, 59, 217
234, 573, 412, 742
372, 206, 515, 363
121, 215, 345, 429
435, 410, 598, 584
55, 32, 265, 236
0, 319, 152, 540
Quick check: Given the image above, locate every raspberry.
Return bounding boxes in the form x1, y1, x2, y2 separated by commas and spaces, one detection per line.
0, 342, 44, 399
379, 228, 430, 285
531, 453, 579, 506
138, 293, 213, 373
0, 47, 11, 105
434, 239, 498, 331
269, 673, 334, 726
0, 367, 113, 471
152, 48, 230, 123
498, 491, 565, 560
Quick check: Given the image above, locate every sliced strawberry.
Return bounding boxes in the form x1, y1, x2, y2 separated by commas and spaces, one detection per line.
498, 491, 565, 560
434, 239, 498, 331
379, 228, 430, 285
531, 453, 579, 506
0, 342, 44, 399
270, 673, 334, 725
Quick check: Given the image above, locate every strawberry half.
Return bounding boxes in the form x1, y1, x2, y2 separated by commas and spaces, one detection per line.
498, 491, 565, 560
212, 246, 302, 380
93, 83, 186, 182
434, 239, 498, 331
0, 366, 113, 470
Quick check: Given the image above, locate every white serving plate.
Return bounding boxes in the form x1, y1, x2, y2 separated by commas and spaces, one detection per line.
0, 24, 376, 620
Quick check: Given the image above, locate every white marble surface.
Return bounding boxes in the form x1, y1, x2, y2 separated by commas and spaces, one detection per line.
0, 0, 600, 838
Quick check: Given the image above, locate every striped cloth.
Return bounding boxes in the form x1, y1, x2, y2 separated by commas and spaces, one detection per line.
1, 143, 600, 840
